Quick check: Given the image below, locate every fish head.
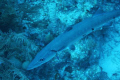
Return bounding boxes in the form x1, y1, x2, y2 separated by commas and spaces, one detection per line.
27, 49, 56, 70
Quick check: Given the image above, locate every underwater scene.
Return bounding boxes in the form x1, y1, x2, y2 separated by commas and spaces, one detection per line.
0, 0, 120, 80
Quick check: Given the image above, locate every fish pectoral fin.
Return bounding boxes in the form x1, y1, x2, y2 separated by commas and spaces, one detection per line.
51, 50, 59, 60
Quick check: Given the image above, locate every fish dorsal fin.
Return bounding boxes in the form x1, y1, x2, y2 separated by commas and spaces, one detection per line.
64, 26, 73, 33
93, 8, 104, 16
51, 50, 59, 60
51, 50, 57, 52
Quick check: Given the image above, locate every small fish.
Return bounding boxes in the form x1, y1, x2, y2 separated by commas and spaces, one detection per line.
27, 10, 120, 70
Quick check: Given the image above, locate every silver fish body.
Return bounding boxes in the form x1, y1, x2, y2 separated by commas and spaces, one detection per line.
27, 10, 120, 70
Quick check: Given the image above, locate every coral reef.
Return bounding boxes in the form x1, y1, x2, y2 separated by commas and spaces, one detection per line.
0, 0, 120, 80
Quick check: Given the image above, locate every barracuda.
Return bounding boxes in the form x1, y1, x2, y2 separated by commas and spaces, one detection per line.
27, 10, 120, 70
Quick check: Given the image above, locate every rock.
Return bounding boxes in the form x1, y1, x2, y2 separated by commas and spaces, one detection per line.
9, 57, 22, 68
22, 61, 30, 69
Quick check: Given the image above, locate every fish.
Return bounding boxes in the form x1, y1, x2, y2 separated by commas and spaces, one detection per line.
27, 9, 120, 70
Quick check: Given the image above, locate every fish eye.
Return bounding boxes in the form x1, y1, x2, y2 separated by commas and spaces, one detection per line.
39, 58, 44, 61
92, 28, 94, 31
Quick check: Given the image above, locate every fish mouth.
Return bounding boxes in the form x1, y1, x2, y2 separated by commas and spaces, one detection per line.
26, 67, 32, 70
26, 61, 43, 70
26, 64, 34, 70
26, 61, 37, 70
